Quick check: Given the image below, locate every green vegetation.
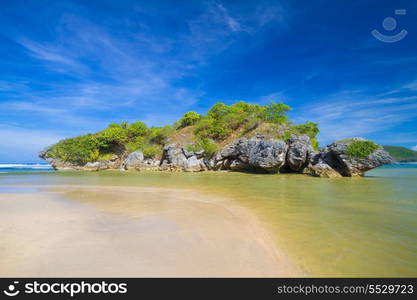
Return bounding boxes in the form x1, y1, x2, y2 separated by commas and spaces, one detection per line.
44, 101, 321, 163
193, 101, 294, 141
347, 140, 379, 158
263, 102, 291, 123
177, 111, 201, 128
280, 122, 320, 151
141, 144, 160, 159
47, 122, 172, 164
383, 145, 417, 162
47, 134, 101, 164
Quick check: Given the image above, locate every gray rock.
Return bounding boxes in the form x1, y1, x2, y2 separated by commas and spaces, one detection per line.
48, 158, 79, 170
307, 153, 342, 178
286, 135, 313, 172
219, 141, 242, 158
238, 138, 259, 163
326, 139, 392, 176
229, 159, 249, 171
124, 151, 144, 169
248, 139, 288, 172
218, 137, 260, 161
308, 138, 393, 177
163, 144, 187, 166
337, 149, 392, 176
204, 158, 216, 169
218, 136, 288, 173
84, 162, 102, 171
184, 155, 200, 171
161, 144, 204, 171
84, 160, 120, 171
220, 158, 231, 170
211, 159, 224, 170
198, 158, 207, 170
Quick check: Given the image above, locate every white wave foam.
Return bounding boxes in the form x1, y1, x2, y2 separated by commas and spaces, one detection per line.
0, 163, 53, 169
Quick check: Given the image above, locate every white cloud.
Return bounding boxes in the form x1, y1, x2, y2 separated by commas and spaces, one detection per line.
17, 38, 89, 75
293, 88, 417, 145
183, 1, 285, 63
6, 101, 64, 115
412, 145, 417, 151
210, 3, 248, 33
9, 2, 287, 117
1, 2, 288, 161
7, 13, 206, 125
258, 91, 288, 104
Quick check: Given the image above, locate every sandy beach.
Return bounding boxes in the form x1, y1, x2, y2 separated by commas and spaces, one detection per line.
0, 185, 300, 277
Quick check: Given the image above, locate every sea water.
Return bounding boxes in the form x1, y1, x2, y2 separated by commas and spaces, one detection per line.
0, 164, 416, 276
0, 163, 53, 173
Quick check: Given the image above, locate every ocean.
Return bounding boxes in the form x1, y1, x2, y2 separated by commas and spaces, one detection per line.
0, 162, 54, 173
1, 162, 414, 173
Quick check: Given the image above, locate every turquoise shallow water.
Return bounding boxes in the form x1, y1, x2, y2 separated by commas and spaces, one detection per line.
0, 164, 416, 277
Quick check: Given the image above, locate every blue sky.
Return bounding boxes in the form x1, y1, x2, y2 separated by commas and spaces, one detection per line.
0, 0, 416, 162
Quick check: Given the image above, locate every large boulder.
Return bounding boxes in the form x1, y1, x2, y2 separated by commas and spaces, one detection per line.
307, 138, 393, 177
286, 135, 314, 172
123, 151, 144, 170
326, 139, 392, 176
163, 144, 187, 167
216, 135, 288, 173
248, 139, 288, 172
183, 155, 200, 172
161, 144, 205, 172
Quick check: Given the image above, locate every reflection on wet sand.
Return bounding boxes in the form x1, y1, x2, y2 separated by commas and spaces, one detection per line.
0, 185, 300, 277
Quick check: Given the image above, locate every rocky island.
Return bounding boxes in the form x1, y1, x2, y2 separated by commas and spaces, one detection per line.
40, 102, 392, 177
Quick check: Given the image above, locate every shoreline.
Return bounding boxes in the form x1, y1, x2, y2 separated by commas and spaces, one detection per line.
0, 184, 302, 277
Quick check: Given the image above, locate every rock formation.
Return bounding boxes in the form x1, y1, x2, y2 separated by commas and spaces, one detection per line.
123, 151, 144, 169
306, 138, 392, 177
40, 135, 392, 177
285, 135, 314, 172
212, 135, 288, 173
160, 144, 207, 172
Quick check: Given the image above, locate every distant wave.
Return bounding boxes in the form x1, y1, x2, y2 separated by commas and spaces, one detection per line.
0, 163, 53, 170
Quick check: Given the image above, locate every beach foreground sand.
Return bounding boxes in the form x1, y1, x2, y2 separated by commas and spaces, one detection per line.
0, 185, 300, 277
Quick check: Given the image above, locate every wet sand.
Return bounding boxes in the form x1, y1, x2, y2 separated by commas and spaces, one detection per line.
0, 185, 300, 277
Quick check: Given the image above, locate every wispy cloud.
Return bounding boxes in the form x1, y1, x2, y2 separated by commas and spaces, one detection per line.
7, 14, 205, 124
5, 101, 64, 115
4, 1, 285, 130
19, 39, 79, 65
17, 38, 90, 74
183, 1, 285, 63
294, 87, 417, 145
5, 0, 416, 161
209, 2, 250, 33
258, 91, 288, 104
